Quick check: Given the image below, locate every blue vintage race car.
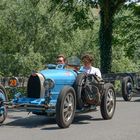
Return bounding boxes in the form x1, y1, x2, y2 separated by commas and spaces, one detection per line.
0, 57, 116, 128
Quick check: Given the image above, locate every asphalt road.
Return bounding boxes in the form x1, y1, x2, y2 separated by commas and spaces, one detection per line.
0, 97, 140, 140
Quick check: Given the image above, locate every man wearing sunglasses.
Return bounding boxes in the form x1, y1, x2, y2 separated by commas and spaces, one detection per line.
56, 54, 66, 64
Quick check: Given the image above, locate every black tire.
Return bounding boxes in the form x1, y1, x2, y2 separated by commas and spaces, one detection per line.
122, 76, 133, 101
100, 83, 116, 120
74, 73, 86, 109
0, 84, 8, 124
56, 86, 76, 128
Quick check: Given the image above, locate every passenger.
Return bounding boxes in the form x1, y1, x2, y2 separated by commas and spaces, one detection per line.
80, 53, 101, 111
80, 53, 102, 78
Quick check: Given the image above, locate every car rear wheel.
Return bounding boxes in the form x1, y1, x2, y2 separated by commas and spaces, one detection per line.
56, 86, 76, 128
100, 83, 116, 120
0, 84, 8, 124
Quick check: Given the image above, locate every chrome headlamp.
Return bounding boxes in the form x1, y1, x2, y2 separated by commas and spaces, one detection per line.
43, 79, 55, 90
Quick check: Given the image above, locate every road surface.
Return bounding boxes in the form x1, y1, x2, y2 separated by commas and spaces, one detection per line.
0, 97, 140, 140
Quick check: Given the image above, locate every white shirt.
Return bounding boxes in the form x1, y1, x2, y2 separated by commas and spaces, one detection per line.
80, 66, 102, 78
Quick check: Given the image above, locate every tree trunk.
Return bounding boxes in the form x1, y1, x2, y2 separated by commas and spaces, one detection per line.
99, 9, 113, 74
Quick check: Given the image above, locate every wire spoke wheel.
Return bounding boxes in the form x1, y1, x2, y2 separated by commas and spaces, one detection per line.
63, 93, 74, 122
106, 89, 115, 115
100, 83, 116, 120
56, 86, 76, 128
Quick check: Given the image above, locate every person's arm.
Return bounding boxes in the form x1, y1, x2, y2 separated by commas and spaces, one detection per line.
91, 67, 102, 78
79, 66, 84, 72
95, 68, 102, 78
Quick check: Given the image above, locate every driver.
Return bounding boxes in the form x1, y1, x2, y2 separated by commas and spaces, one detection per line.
56, 54, 66, 65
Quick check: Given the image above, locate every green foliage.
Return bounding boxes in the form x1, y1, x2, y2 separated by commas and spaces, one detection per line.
0, 47, 44, 76
5, 86, 27, 101
112, 5, 140, 72
51, 0, 96, 30
0, 0, 100, 76
0, 0, 140, 77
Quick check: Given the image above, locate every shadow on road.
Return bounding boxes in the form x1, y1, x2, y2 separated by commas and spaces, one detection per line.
133, 99, 140, 102
73, 114, 103, 124
4, 115, 56, 128
4, 112, 103, 130
41, 114, 103, 130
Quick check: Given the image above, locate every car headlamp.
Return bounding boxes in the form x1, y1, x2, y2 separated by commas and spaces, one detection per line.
8, 77, 19, 87
43, 79, 55, 90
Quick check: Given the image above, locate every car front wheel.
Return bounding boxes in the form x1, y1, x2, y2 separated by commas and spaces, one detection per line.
56, 86, 76, 128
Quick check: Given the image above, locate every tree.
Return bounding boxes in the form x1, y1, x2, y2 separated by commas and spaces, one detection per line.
0, 0, 99, 76
112, 4, 140, 72
98, 0, 125, 73
51, 0, 138, 73
1, 0, 139, 76
0, 0, 45, 76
